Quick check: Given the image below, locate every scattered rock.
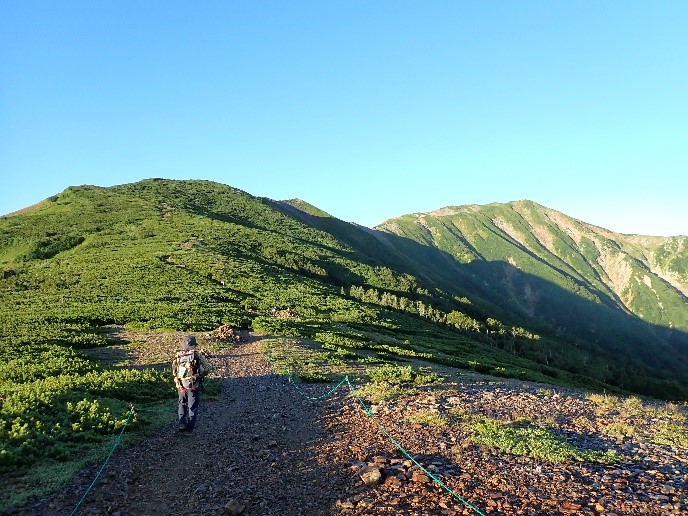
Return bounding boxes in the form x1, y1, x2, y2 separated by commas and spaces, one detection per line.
13, 335, 688, 516
358, 465, 384, 485
661, 484, 676, 495
223, 499, 246, 515
206, 324, 245, 342
410, 469, 431, 484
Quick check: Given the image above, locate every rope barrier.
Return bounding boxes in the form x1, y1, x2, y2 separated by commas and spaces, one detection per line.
69, 406, 135, 516
289, 374, 486, 516
65, 346, 482, 514
288, 374, 349, 400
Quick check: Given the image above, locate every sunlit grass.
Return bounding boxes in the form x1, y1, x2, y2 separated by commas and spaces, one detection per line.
405, 411, 449, 427
354, 383, 418, 404
652, 421, 688, 449
471, 419, 619, 464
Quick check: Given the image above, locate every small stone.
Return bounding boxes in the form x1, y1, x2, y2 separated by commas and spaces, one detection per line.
359, 465, 384, 485
410, 470, 430, 484
384, 476, 403, 488
660, 484, 676, 495
224, 499, 245, 516
561, 502, 581, 511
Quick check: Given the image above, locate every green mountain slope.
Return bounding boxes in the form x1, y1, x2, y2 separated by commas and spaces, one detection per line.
2, 180, 688, 479
375, 200, 688, 392
2, 182, 686, 400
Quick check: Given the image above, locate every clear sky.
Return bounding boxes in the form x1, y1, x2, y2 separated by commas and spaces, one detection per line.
2, 1, 687, 235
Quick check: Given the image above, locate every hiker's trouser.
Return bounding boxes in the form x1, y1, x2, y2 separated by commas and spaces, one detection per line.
178, 386, 200, 432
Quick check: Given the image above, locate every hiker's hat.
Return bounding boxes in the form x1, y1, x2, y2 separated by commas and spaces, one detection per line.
181, 335, 197, 350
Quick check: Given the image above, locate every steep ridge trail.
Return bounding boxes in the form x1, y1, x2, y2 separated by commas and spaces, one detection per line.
13, 336, 356, 516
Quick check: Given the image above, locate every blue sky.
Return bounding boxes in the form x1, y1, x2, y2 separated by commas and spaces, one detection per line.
2, 1, 687, 235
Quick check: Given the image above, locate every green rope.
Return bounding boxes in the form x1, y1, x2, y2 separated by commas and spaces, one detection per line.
288, 374, 349, 400
287, 374, 485, 516
69, 406, 135, 516
344, 378, 485, 516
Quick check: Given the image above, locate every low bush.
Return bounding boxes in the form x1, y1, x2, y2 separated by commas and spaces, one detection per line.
354, 383, 417, 404
406, 411, 449, 427
368, 363, 443, 385
471, 419, 619, 464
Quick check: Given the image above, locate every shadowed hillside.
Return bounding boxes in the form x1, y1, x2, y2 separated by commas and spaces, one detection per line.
371, 200, 688, 396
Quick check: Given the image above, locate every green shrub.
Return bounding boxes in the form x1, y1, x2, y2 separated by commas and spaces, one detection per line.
406, 411, 449, 427
202, 378, 221, 399
368, 363, 444, 385
471, 419, 619, 464
368, 364, 415, 384
297, 371, 332, 383
354, 383, 417, 403
19, 235, 85, 260
252, 316, 302, 336
652, 421, 688, 449
0, 365, 171, 473
320, 343, 358, 359
313, 331, 366, 349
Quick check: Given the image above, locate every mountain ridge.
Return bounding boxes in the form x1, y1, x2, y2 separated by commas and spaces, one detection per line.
2, 178, 687, 400
3, 178, 688, 509
376, 198, 688, 324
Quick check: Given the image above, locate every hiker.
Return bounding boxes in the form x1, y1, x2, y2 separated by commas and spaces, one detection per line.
172, 335, 211, 435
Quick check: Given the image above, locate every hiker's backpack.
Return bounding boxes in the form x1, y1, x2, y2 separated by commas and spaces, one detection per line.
174, 349, 202, 390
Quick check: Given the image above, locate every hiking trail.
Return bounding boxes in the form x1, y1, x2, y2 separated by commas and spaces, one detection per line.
16, 336, 356, 515
11, 333, 688, 515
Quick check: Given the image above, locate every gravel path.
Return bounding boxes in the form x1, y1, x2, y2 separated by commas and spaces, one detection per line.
14, 337, 352, 516
10, 334, 688, 515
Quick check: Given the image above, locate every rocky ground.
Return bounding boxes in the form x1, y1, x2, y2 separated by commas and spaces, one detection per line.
11, 335, 688, 515
323, 385, 687, 515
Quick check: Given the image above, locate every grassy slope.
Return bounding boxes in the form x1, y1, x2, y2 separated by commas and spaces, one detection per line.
1, 179, 687, 507
375, 201, 688, 396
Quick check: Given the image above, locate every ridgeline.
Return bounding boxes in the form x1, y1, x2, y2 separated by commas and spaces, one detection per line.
1, 178, 687, 511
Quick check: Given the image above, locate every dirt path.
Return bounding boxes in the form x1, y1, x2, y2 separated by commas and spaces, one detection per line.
11, 334, 688, 515
16, 337, 353, 516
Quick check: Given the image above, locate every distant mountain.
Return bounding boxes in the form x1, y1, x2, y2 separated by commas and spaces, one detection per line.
373, 201, 688, 390
1, 180, 687, 400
